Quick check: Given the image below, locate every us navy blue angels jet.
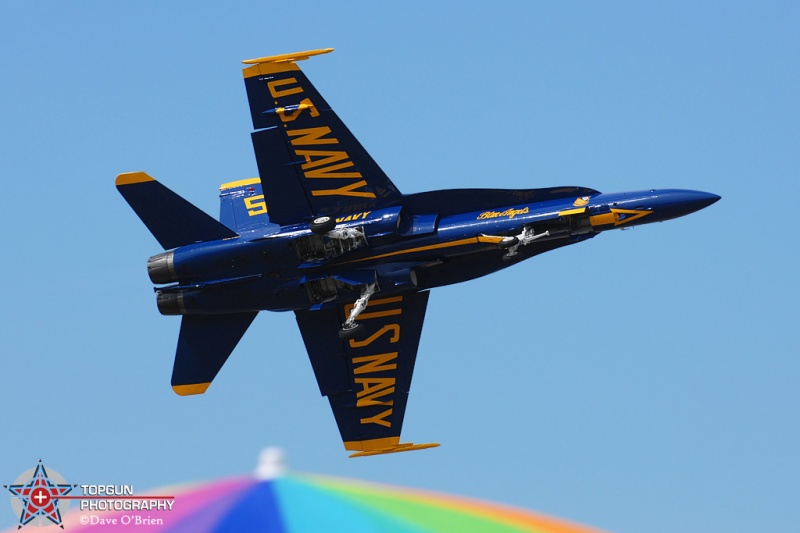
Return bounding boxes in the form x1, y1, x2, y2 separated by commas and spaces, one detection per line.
117, 49, 719, 457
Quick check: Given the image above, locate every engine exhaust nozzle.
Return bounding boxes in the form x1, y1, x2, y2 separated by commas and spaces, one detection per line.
148, 251, 177, 284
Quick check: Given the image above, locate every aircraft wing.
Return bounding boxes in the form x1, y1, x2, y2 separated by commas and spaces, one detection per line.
295, 291, 439, 457
242, 49, 403, 226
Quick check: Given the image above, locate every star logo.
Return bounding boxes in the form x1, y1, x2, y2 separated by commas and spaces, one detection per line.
4, 461, 76, 529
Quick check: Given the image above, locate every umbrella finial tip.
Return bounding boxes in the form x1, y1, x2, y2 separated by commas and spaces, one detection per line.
255, 447, 287, 480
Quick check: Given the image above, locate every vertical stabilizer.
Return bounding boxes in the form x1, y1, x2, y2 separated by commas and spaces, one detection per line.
219, 178, 279, 233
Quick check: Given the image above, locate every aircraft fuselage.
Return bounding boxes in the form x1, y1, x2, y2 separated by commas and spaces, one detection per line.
151, 188, 719, 316
117, 48, 722, 456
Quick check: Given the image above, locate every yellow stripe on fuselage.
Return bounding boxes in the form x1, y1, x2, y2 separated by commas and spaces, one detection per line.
347, 236, 504, 264
589, 212, 616, 226
558, 207, 587, 216
589, 208, 653, 227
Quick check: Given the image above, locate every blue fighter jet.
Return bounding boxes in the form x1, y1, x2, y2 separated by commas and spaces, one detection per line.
117, 49, 720, 457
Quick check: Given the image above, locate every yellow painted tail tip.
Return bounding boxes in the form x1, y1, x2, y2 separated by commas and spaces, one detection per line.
172, 382, 211, 396
116, 172, 155, 186
219, 177, 261, 191
349, 442, 440, 458
241, 48, 334, 65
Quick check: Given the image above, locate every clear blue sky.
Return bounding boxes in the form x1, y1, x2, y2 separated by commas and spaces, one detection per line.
2, 2, 798, 532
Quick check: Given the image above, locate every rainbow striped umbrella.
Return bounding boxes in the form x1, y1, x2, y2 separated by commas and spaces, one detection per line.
4, 450, 606, 533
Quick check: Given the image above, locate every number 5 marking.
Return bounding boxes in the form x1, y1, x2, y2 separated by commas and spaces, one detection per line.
245, 195, 267, 216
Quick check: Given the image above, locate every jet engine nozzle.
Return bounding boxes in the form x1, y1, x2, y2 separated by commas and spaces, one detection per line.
148, 251, 177, 284
156, 290, 186, 315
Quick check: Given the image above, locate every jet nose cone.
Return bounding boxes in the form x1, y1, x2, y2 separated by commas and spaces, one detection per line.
651, 189, 721, 222
695, 191, 721, 209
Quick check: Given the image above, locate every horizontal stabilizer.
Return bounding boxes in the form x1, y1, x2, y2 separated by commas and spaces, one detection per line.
116, 172, 238, 250
171, 312, 258, 395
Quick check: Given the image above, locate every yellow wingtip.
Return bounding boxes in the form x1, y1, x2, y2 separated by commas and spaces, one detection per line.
172, 382, 211, 396
348, 443, 440, 458
344, 437, 440, 458
116, 172, 155, 187
242, 48, 333, 65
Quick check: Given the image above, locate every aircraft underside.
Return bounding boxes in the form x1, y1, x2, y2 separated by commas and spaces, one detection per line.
117, 48, 719, 457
